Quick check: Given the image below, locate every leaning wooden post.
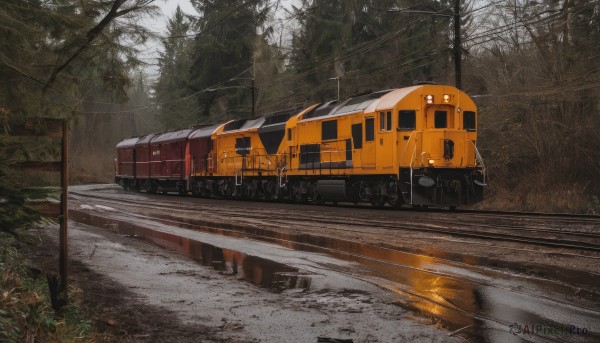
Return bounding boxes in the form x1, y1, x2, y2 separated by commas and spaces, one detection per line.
59, 119, 69, 302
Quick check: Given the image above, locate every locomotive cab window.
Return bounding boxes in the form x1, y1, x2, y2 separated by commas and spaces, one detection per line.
434, 111, 447, 128
398, 110, 416, 130
322, 120, 338, 140
379, 111, 392, 131
463, 111, 476, 131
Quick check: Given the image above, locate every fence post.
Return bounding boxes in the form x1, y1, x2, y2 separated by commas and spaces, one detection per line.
59, 119, 68, 301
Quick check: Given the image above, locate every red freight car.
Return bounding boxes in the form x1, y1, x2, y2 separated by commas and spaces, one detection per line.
186, 124, 223, 196
149, 129, 193, 194
115, 137, 140, 190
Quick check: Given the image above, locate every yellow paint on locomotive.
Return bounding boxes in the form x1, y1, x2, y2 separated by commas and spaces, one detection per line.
214, 118, 278, 178
280, 84, 477, 178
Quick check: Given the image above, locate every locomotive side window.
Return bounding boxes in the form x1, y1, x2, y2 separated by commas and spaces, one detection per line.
398, 110, 416, 130
322, 120, 337, 140
379, 111, 392, 131
365, 117, 375, 141
235, 137, 251, 156
434, 111, 447, 128
351, 123, 363, 149
463, 111, 476, 131
287, 128, 292, 140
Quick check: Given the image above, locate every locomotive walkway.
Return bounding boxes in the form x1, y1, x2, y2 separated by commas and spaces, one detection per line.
57, 184, 600, 342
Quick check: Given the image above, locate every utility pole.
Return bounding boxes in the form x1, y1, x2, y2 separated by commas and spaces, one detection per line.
388, 1, 462, 89
251, 57, 256, 118
329, 77, 340, 101
251, 78, 255, 118
453, 0, 462, 90
59, 119, 69, 305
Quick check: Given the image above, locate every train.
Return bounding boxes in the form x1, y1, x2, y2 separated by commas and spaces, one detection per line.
115, 84, 486, 209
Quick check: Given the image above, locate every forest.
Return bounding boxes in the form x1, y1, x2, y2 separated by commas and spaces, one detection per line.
2, 0, 600, 215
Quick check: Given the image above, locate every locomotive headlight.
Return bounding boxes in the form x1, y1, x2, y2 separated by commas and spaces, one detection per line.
426, 95, 434, 104
442, 94, 451, 103
428, 159, 435, 165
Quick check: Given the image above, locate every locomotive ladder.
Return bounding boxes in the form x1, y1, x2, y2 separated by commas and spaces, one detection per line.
234, 156, 244, 186
469, 140, 487, 186
278, 166, 288, 188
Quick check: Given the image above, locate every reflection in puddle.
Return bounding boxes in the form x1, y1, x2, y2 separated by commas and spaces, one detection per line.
71, 210, 311, 293
71, 209, 600, 343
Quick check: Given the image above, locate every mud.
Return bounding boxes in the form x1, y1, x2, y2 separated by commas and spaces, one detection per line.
62, 184, 600, 342
70, 206, 600, 342
37, 220, 464, 342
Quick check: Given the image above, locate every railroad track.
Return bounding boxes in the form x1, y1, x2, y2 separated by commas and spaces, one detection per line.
68, 187, 600, 341
70, 189, 600, 253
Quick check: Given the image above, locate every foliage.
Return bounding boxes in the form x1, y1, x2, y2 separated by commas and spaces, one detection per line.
188, 0, 271, 120
0, 234, 94, 342
150, 0, 599, 212
155, 6, 198, 129
469, 0, 600, 212
0, 1, 158, 229
286, 0, 457, 103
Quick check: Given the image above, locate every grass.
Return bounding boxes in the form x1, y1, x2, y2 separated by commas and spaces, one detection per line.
0, 232, 94, 343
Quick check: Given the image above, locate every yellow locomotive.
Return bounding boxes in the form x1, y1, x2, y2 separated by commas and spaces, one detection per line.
116, 84, 485, 209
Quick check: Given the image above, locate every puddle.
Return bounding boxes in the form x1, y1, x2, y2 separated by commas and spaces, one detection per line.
70, 210, 312, 293
71, 209, 600, 342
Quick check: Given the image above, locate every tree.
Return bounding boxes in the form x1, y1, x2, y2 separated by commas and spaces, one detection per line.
189, 0, 270, 120
287, 0, 456, 103
0, 0, 158, 234
155, 6, 198, 129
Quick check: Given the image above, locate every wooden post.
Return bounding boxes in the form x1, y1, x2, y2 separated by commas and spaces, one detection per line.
59, 119, 68, 301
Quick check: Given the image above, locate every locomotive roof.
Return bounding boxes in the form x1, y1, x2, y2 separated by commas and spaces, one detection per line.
365, 86, 420, 112
188, 123, 222, 139
116, 136, 140, 149
151, 128, 193, 144
299, 86, 429, 122
332, 89, 393, 116
221, 117, 265, 133
299, 90, 394, 122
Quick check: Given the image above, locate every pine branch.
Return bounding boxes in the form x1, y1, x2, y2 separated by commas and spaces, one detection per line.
43, 0, 143, 92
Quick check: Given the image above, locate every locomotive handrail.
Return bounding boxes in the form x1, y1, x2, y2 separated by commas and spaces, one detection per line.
219, 148, 276, 176
399, 131, 417, 167
296, 139, 350, 175
410, 144, 417, 205
469, 140, 486, 184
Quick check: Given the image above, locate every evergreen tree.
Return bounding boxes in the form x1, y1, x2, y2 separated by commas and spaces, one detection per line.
0, 0, 158, 235
189, 0, 270, 120
155, 6, 197, 129
288, 0, 456, 102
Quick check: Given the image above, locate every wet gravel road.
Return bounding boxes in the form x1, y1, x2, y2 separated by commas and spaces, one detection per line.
54, 184, 600, 342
